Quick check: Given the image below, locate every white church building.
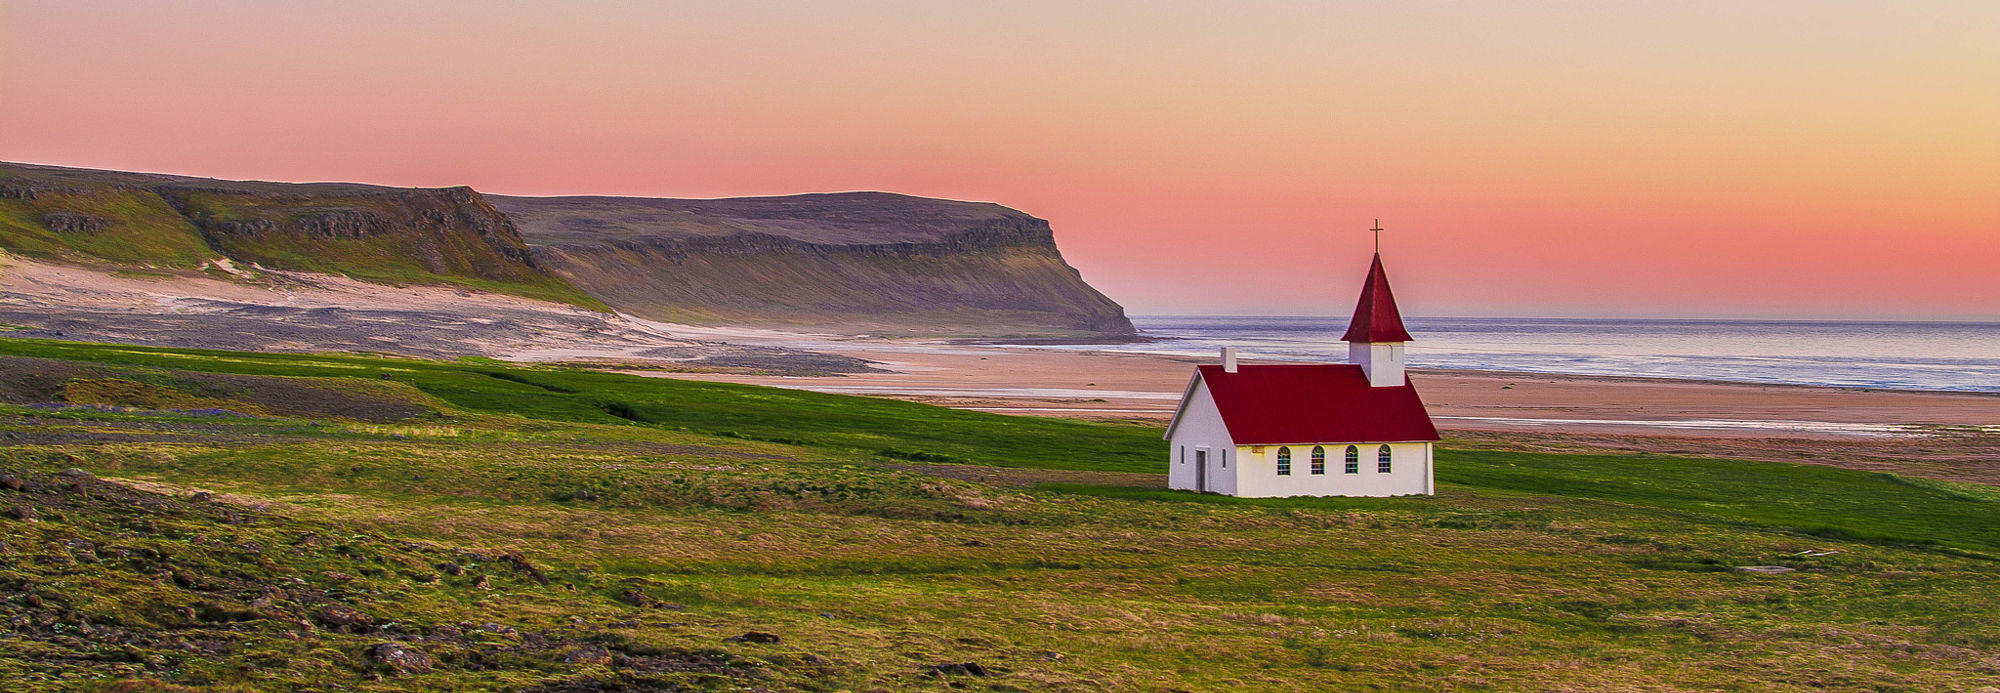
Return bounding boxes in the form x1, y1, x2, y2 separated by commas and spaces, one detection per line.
1164, 252, 1440, 497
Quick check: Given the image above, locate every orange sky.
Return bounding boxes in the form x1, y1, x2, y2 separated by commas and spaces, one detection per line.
4, 1, 1996, 319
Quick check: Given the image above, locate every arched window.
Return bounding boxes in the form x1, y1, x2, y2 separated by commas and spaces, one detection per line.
1310, 446, 1326, 475
1377, 445, 1393, 473
1275, 447, 1291, 476
1343, 445, 1360, 474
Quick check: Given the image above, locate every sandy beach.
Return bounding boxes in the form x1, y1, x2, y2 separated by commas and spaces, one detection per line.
640, 341, 2000, 485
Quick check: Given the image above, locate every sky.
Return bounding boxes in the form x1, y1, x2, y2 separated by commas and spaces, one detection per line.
3, 1, 1996, 320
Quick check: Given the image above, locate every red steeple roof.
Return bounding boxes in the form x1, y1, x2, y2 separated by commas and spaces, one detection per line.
1340, 253, 1414, 343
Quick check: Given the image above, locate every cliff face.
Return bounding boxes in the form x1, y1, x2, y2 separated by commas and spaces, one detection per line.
492, 192, 1136, 337
0, 163, 1135, 337
0, 162, 599, 308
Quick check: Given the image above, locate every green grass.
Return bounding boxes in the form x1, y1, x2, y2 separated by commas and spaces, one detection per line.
0, 188, 217, 268
1437, 448, 2000, 556
3, 337, 1999, 691
0, 337, 1160, 472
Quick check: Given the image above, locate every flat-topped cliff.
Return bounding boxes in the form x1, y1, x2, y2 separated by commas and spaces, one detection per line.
493, 192, 1135, 337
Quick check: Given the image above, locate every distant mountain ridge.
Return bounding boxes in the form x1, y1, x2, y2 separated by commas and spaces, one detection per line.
0, 162, 1134, 337
493, 192, 1135, 336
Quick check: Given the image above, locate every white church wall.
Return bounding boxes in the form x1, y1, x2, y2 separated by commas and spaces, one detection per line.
1348, 342, 1407, 387
1230, 442, 1433, 498
1165, 377, 1236, 494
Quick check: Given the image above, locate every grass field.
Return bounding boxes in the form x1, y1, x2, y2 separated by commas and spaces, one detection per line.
2, 337, 1997, 691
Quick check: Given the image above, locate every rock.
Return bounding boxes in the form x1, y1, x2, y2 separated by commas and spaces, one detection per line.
725, 631, 781, 644
315, 604, 373, 630
438, 562, 465, 576
0, 473, 23, 491
58, 468, 94, 482
924, 662, 989, 677
563, 644, 613, 665
4, 506, 36, 522
41, 212, 108, 235
473, 574, 491, 590
294, 209, 390, 240
498, 552, 550, 585
613, 589, 663, 608
1733, 565, 1796, 575
189, 491, 213, 502
367, 642, 433, 673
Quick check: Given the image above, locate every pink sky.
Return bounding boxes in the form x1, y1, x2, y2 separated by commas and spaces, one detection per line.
4, 1, 1996, 319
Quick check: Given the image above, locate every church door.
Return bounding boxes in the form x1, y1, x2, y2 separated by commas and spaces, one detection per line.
1195, 449, 1208, 492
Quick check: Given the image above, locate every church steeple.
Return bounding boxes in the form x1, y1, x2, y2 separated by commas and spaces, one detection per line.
1341, 252, 1414, 343
1344, 226, 1412, 387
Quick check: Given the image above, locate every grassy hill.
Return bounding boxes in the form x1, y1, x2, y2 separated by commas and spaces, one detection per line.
0, 162, 602, 309
0, 162, 1138, 338
2, 337, 1998, 690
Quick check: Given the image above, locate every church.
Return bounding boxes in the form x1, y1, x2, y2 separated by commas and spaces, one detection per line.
1163, 251, 1440, 497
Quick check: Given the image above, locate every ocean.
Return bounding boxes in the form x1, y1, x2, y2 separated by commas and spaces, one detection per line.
1041, 316, 2000, 394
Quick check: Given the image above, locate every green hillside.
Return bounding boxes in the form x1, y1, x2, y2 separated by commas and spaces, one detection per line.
2, 337, 1998, 690
0, 162, 603, 309
0, 177, 216, 269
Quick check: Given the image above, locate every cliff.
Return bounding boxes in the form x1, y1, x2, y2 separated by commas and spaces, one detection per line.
491, 192, 1136, 337
0, 162, 1135, 338
0, 162, 601, 308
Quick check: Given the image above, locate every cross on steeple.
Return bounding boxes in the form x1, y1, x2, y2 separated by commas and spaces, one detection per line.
1371, 219, 1383, 254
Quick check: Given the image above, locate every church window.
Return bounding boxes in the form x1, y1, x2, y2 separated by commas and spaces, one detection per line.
1310, 446, 1326, 475
1378, 445, 1393, 473
1344, 446, 1359, 474
1275, 447, 1291, 475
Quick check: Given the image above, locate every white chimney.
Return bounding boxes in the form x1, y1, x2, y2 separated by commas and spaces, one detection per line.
1220, 346, 1238, 373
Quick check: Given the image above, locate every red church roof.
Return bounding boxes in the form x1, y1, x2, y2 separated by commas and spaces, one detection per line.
1340, 253, 1414, 343
1190, 364, 1440, 445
